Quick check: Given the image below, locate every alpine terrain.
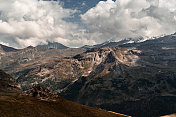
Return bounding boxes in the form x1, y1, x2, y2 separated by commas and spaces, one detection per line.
0, 33, 176, 116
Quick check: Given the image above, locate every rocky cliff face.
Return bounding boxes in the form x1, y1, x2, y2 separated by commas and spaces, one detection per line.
22, 86, 59, 101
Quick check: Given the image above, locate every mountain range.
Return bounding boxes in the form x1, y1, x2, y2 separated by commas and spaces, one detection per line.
81, 37, 144, 49
0, 33, 176, 117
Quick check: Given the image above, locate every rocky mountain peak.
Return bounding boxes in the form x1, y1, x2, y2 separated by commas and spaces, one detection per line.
71, 47, 139, 78
36, 42, 69, 49
75, 47, 139, 67
26, 46, 34, 49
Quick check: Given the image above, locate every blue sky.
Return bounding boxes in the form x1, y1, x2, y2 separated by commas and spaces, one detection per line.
60, 0, 115, 13
61, 0, 116, 26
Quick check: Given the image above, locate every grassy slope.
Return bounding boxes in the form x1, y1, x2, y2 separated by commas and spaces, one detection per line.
0, 95, 129, 117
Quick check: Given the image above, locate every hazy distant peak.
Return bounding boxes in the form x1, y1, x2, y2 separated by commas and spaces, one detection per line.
0, 44, 18, 52
36, 42, 69, 50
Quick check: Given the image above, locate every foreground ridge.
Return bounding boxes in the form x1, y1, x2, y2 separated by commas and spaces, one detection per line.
0, 69, 129, 117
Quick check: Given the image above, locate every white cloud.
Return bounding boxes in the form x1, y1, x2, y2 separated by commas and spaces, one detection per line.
81, 0, 176, 43
0, 41, 9, 46
0, 0, 176, 48
0, 0, 90, 48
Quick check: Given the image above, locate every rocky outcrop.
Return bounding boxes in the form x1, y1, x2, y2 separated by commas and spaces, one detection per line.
23, 86, 59, 101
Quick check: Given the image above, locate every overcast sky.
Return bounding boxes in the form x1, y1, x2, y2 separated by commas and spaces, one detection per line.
0, 0, 176, 48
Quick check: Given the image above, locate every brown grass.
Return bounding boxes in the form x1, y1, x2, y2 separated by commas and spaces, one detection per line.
0, 95, 129, 117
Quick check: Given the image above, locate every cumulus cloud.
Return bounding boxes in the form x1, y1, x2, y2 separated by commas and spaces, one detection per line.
0, 0, 176, 48
0, 0, 94, 48
81, 0, 176, 43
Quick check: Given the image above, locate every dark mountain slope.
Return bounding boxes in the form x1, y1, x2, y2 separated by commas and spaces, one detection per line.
0, 69, 20, 95
60, 34, 176, 117
0, 44, 18, 52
